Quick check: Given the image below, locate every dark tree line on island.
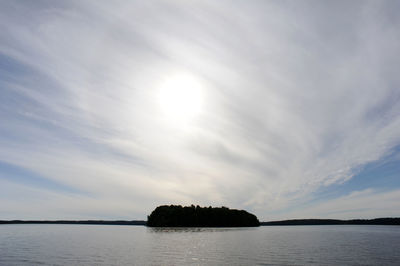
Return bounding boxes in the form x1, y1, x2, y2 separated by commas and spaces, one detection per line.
147, 205, 260, 227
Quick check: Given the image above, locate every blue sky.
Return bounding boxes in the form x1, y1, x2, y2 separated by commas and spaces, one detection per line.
1, 0, 400, 220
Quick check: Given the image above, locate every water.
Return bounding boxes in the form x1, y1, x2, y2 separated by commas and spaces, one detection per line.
0, 225, 399, 265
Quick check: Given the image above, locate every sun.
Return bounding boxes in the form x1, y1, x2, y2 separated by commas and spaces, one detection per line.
158, 74, 203, 123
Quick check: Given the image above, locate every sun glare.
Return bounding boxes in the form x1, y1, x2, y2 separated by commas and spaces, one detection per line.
158, 74, 203, 123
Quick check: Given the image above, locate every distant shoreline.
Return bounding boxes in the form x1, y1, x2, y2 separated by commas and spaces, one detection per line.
1, 217, 399, 226
261, 218, 400, 226
0, 220, 146, 225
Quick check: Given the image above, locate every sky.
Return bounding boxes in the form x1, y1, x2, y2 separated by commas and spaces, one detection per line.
1, 0, 400, 221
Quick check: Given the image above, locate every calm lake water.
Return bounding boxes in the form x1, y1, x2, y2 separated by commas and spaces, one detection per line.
0, 224, 399, 265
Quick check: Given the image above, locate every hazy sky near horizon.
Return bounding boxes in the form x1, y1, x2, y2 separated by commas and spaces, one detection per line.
1, 0, 400, 220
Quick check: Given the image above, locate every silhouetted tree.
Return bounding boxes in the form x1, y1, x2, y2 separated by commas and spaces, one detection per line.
147, 205, 260, 227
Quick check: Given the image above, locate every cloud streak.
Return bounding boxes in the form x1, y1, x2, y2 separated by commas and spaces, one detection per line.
1, 0, 400, 219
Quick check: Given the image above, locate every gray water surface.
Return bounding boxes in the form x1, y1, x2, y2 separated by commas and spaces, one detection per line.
0, 224, 399, 265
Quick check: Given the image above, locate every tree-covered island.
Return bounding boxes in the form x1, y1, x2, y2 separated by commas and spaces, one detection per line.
147, 205, 260, 227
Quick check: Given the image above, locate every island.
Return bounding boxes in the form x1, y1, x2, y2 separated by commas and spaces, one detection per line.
146, 205, 260, 227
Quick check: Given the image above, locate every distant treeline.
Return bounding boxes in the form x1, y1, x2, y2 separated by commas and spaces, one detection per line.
2, 218, 399, 226
147, 205, 260, 227
261, 218, 400, 226
0, 220, 146, 225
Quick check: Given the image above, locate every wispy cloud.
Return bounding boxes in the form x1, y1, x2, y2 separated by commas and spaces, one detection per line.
1, 1, 400, 219
268, 188, 400, 220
